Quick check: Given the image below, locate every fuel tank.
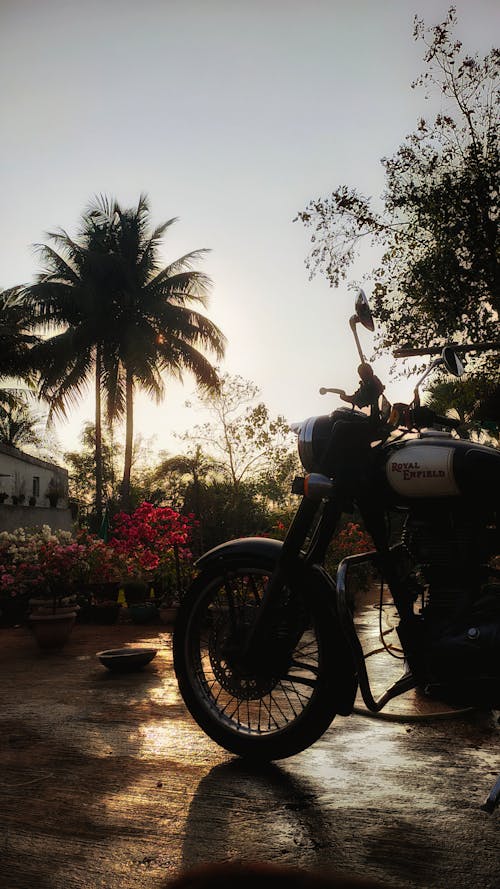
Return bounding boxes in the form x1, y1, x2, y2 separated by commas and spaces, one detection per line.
382, 433, 500, 503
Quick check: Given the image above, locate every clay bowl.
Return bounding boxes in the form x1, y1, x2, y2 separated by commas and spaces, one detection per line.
97, 647, 157, 672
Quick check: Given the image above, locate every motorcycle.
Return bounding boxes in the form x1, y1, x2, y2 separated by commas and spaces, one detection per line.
173, 290, 500, 806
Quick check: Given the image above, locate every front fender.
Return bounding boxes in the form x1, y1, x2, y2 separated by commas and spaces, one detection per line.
195, 537, 357, 716
196, 536, 283, 569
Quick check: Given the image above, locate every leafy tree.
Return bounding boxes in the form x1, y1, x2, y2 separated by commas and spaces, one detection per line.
64, 422, 120, 519
295, 7, 499, 356
154, 444, 222, 550
64, 423, 166, 525
182, 373, 299, 500
424, 372, 500, 443
180, 478, 272, 554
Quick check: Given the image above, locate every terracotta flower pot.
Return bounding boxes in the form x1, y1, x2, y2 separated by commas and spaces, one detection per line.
159, 606, 179, 626
29, 611, 77, 650
129, 603, 159, 624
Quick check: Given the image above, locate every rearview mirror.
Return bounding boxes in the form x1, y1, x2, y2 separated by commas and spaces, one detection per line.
441, 346, 464, 377
355, 289, 375, 332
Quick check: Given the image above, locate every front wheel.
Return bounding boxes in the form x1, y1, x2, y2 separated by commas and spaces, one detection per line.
173, 555, 348, 760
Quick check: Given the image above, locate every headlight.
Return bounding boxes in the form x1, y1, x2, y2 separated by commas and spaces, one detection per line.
293, 415, 335, 472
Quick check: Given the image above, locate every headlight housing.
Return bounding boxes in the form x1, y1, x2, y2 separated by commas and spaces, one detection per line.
294, 414, 336, 472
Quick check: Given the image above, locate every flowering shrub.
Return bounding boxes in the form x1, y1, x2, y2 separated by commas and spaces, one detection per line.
326, 521, 373, 593
329, 522, 372, 565
1, 526, 67, 595
0, 525, 124, 602
71, 529, 123, 586
110, 503, 196, 601
0, 504, 197, 608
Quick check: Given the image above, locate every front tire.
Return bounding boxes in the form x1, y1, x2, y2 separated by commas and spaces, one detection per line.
173, 555, 348, 760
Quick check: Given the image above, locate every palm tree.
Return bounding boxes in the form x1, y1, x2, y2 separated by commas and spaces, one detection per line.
0, 390, 45, 450
89, 195, 226, 509
26, 194, 226, 514
0, 287, 38, 383
25, 207, 118, 524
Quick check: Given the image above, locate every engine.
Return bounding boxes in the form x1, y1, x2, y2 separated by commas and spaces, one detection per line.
402, 504, 500, 704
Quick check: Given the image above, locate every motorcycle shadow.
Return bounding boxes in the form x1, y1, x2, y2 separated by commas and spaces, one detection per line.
181, 759, 343, 872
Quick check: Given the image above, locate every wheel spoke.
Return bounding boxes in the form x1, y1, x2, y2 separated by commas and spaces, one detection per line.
187, 566, 322, 736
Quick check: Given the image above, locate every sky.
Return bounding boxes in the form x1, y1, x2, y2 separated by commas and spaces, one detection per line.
1, 0, 498, 461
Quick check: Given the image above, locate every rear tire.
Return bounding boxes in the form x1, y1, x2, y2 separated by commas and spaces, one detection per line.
173, 555, 344, 760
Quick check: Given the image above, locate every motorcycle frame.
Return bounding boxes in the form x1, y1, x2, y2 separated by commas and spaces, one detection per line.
336, 550, 417, 712
242, 486, 417, 715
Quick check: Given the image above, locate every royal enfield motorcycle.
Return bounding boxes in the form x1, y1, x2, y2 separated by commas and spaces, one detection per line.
173, 291, 500, 794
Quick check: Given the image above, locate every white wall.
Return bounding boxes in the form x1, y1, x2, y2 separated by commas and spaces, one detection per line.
0, 504, 74, 532
0, 448, 68, 508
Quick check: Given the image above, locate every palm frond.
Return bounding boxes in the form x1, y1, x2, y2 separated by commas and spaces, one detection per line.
138, 218, 178, 279
147, 270, 213, 307
153, 304, 226, 358
84, 193, 118, 226
157, 336, 221, 391
146, 250, 211, 290
32, 243, 81, 285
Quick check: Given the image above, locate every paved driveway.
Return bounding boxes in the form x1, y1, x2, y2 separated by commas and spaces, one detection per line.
0, 622, 498, 889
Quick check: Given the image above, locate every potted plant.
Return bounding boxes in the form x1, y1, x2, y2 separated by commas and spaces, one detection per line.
0, 526, 79, 649
121, 578, 158, 624
27, 532, 80, 649
72, 529, 122, 625
158, 588, 180, 626
45, 475, 66, 508
0, 491, 8, 504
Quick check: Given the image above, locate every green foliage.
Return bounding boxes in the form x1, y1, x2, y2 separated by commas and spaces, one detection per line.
424, 372, 500, 442
295, 7, 499, 356
181, 478, 272, 553
65, 422, 167, 526
64, 423, 120, 511
152, 376, 301, 554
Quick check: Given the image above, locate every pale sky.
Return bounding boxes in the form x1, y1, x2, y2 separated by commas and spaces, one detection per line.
1, 0, 498, 459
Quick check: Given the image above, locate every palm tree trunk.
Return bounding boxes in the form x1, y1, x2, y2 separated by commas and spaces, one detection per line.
120, 368, 134, 511
95, 348, 103, 527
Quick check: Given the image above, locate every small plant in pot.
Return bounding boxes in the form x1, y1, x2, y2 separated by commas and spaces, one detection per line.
122, 578, 158, 624
45, 475, 66, 508
26, 533, 81, 648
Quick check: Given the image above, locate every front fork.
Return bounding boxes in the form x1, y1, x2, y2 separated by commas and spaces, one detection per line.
241, 495, 341, 663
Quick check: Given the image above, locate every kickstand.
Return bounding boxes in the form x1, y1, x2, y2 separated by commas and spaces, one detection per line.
482, 775, 500, 813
